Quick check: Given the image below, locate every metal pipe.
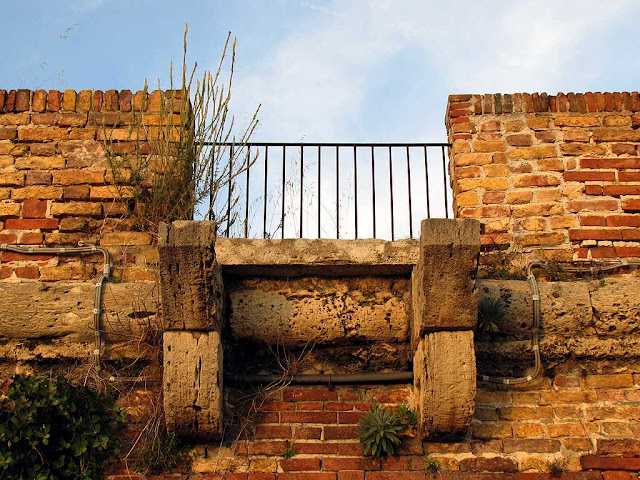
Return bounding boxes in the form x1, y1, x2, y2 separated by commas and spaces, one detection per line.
0, 243, 110, 371
224, 371, 413, 386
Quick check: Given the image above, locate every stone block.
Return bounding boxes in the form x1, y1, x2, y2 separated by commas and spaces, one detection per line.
411, 219, 480, 343
413, 331, 476, 437
158, 221, 224, 331
163, 330, 223, 440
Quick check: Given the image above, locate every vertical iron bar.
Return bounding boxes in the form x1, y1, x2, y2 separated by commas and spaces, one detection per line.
442, 145, 449, 219
208, 144, 214, 221
354, 146, 358, 239
389, 145, 395, 242
299, 144, 304, 238
226, 144, 233, 237
371, 146, 376, 239
406, 146, 413, 239
317, 145, 321, 238
424, 146, 431, 219
282, 146, 286, 239
244, 146, 250, 238
263, 146, 268, 239
336, 146, 339, 239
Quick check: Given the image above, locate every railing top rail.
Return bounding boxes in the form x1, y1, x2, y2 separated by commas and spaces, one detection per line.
200, 141, 451, 147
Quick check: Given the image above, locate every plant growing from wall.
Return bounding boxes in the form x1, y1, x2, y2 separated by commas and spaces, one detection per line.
0, 374, 125, 480
104, 25, 260, 234
477, 296, 507, 333
356, 402, 417, 457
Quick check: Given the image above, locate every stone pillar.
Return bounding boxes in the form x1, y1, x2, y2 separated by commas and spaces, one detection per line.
159, 220, 225, 440
411, 218, 480, 437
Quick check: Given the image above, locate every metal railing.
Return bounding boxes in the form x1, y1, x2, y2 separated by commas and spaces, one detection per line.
204, 142, 451, 240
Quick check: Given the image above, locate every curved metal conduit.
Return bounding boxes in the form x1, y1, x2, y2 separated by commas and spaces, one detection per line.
0, 243, 110, 372
478, 259, 640, 385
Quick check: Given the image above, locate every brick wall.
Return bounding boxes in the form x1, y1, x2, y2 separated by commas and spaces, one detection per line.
107, 370, 640, 479
0, 88, 173, 281
445, 92, 640, 261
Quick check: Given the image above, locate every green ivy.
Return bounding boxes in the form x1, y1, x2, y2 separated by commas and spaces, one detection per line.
0, 374, 126, 480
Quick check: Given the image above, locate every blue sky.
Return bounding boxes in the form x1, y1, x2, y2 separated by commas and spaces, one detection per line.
4, 0, 639, 143
3, 0, 639, 238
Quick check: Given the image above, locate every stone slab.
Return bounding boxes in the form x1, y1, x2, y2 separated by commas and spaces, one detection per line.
164, 330, 223, 440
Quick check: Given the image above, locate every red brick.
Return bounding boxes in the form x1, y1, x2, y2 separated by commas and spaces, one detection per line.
104, 90, 119, 111
607, 215, 640, 227
325, 402, 356, 411
279, 458, 321, 472
31, 90, 46, 112
296, 402, 324, 411
602, 473, 635, 480
279, 474, 336, 480
63, 186, 90, 200
0, 266, 12, 279
93, 91, 103, 111
20, 232, 44, 244
604, 185, 640, 196
25, 172, 52, 186
616, 247, 640, 257
590, 247, 617, 258
459, 456, 518, 472
365, 474, 423, 480
515, 474, 541, 480
119, 90, 132, 111
0, 232, 17, 243
15, 89, 30, 112
564, 171, 616, 182
619, 172, 640, 182
0, 251, 54, 262
14, 266, 39, 279
253, 425, 291, 439
4, 218, 59, 230
294, 443, 339, 455
569, 229, 622, 241
567, 199, 618, 212
246, 441, 287, 455
338, 411, 365, 424
581, 455, 640, 470
322, 457, 380, 471
22, 199, 47, 218
280, 412, 336, 424
255, 401, 295, 412
47, 90, 61, 111
293, 427, 322, 439
324, 425, 358, 440
580, 215, 606, 226
597, 439, 640, 455
283, 389, 338, 402
585, 185, 603, 195
337, 472, 364, 480
3, 90, 15, 112
622, 198, 640, 212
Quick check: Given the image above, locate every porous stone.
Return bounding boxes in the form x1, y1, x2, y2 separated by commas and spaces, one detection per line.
413, 330, 476, 437
164, 330, 223, 440
412, 219, 480, 344
158, 221, 224, 331
228, 276, 410, 347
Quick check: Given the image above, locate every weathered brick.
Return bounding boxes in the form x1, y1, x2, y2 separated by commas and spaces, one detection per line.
459, 456, 518, 473
503, 438, 561, 453
513, 174, 560, 188
10, 187, 63, 200
512, 423, 543, 438
50, 202, 102, 217
506, 191, 533, 204
555, 115, 600, 127
15, 90, 30, 112
58, 113, 87, 127
512, 203, 564, 218
322, 457, 380, 471
0, 203, 21, 217
14, 156, 65, 169
52, 170, 105, 185
455, 153, 494, 166
323, 425, 358, 440
581, 455, 640, 470
0, 113, 30, 125
460, 206, 510, 218
563, 129, 590, 142
0, 127, 16, 140
584, 374, 634, 388
509, 145, 557, 159
46, 90, 61, 111
0, 172, 24, 186
457, 178, 509, 191
31, 113, 56, 125
560, 143, 607, 156
32, 90, 46, 112
18, 127, 68, 141
597, 438, 640, 455
63, 185, 90, 200
519, 218, 546, 231
507, 134, 532, 147
59, 217, 87, 232
517, 232, 565, 246
15, 266, 39, 279
593, 128, 640, 142
622, 198, 640, 212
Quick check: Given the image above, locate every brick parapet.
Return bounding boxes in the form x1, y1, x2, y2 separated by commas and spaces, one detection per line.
445, 92, 640, 260
0, 88, 183, 282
